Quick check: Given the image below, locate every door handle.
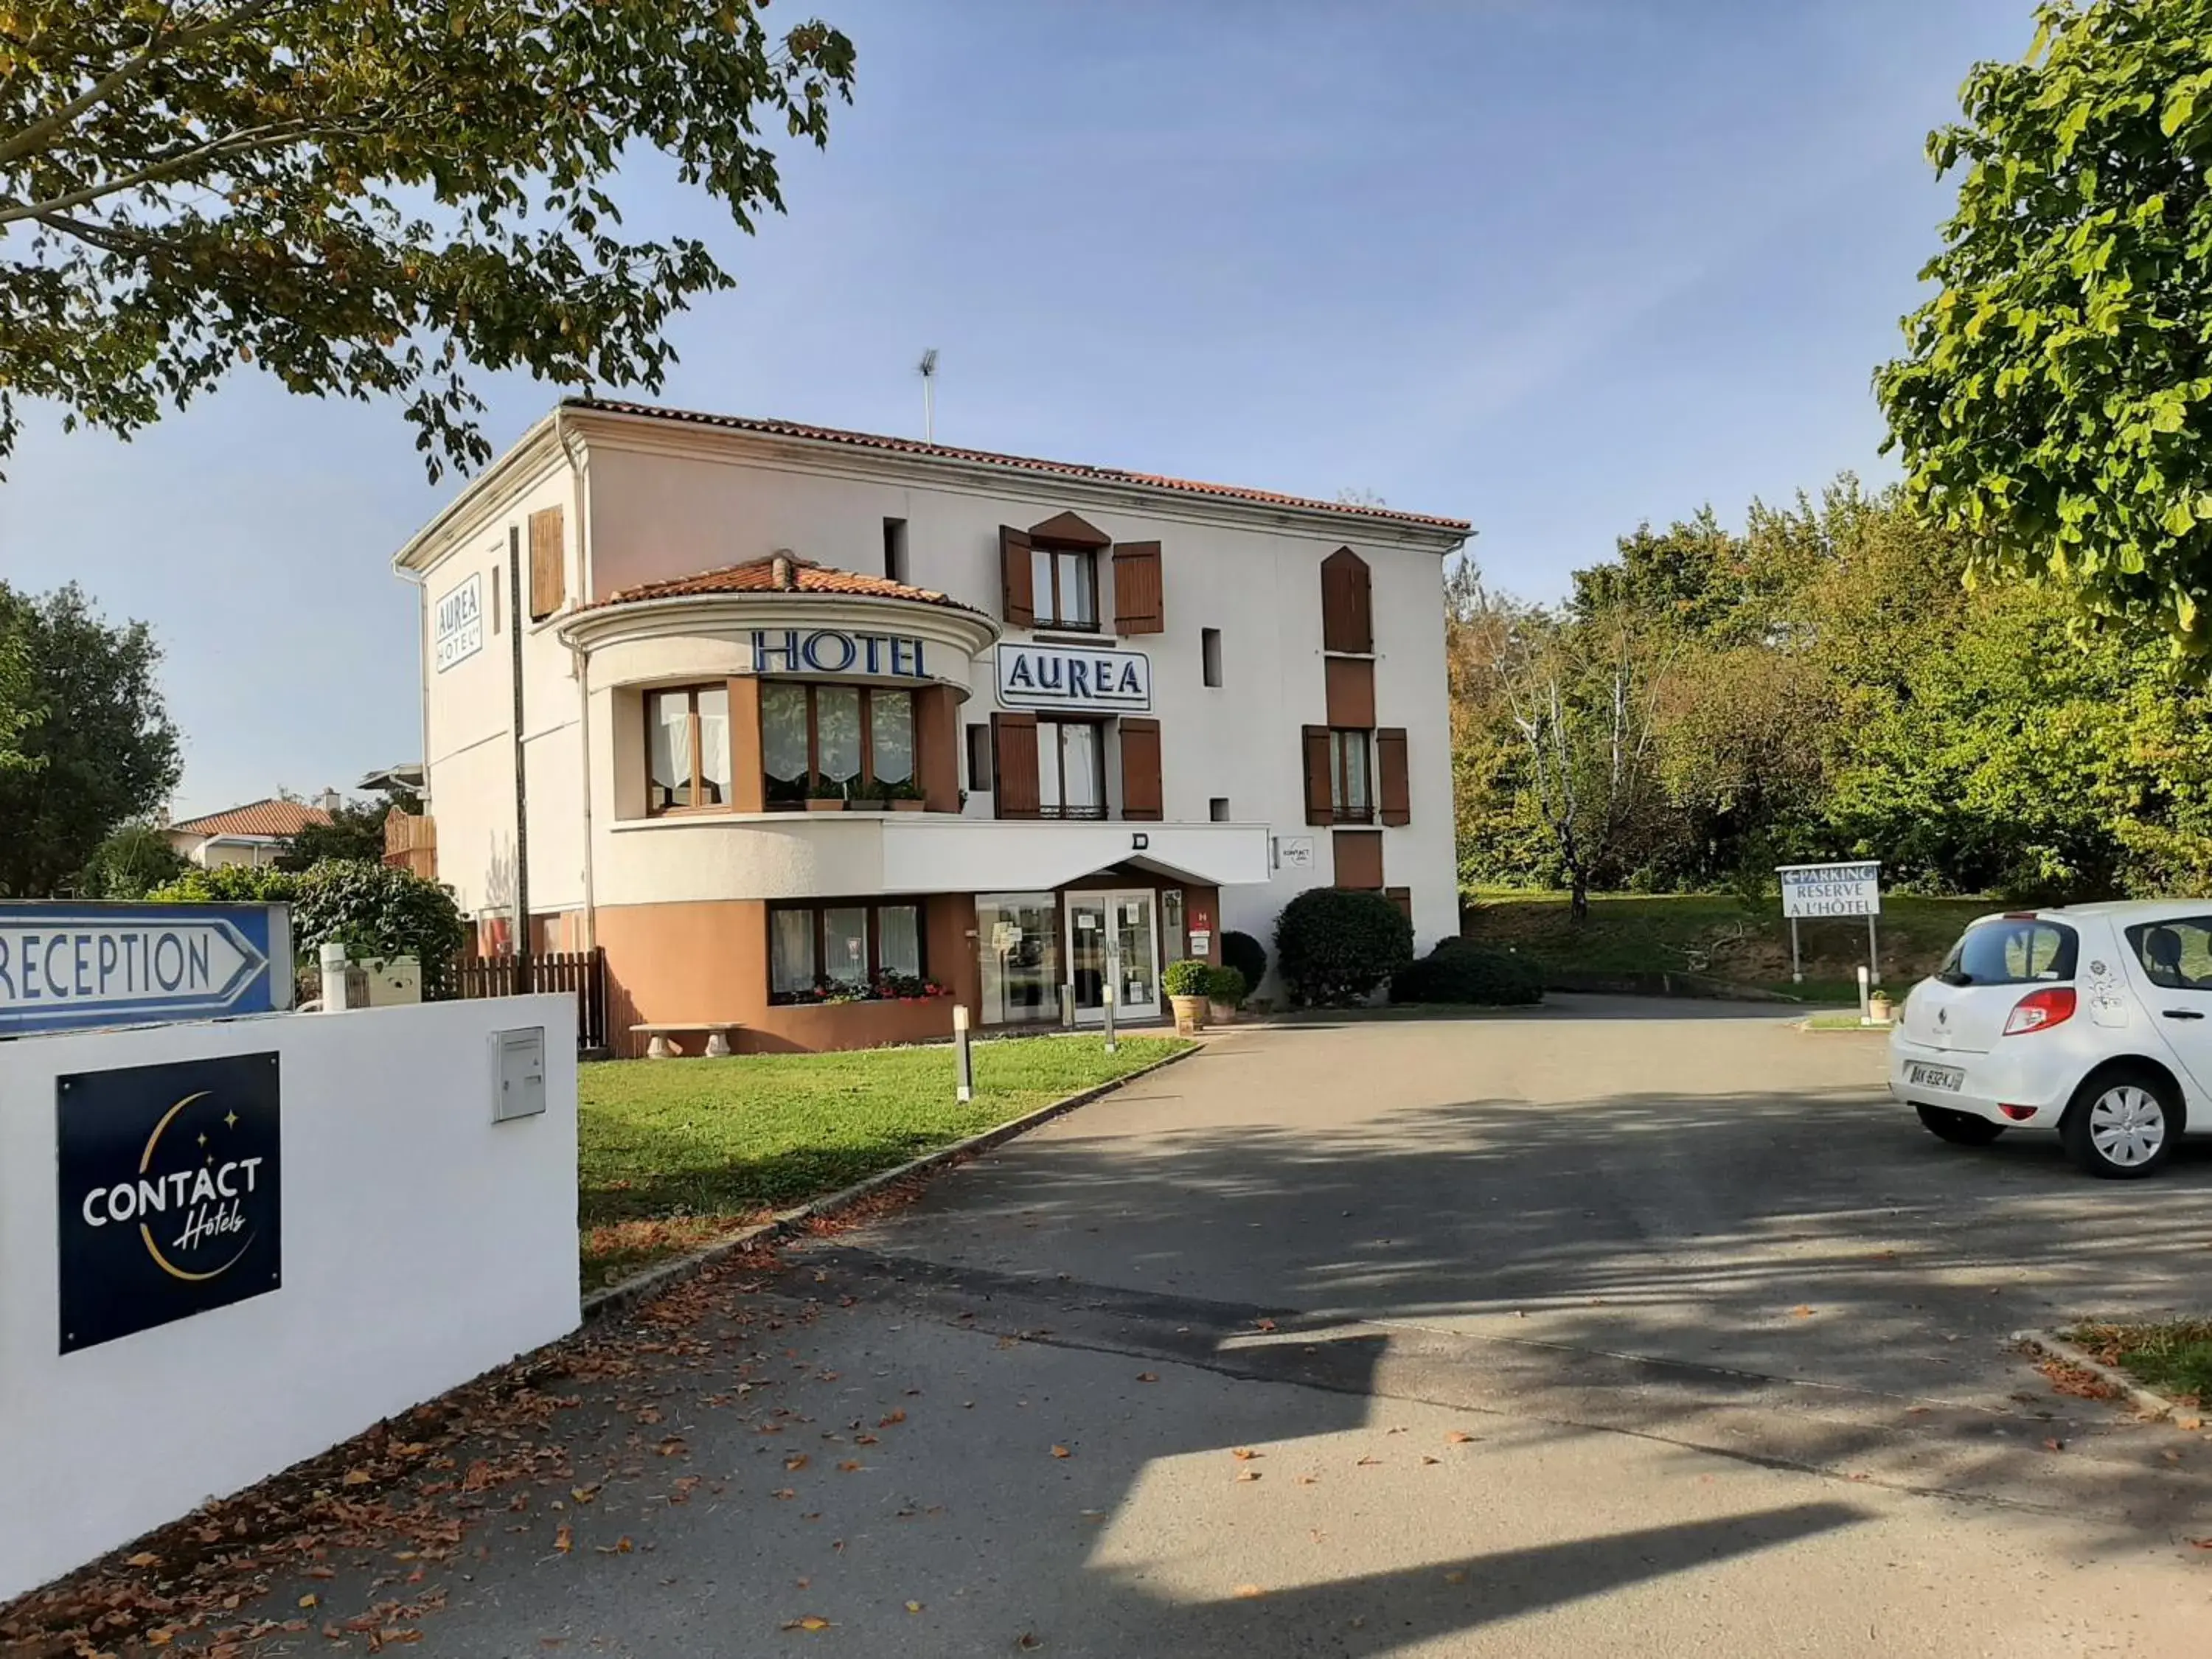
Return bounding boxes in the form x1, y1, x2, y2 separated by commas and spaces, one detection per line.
2162, 1009, 2207, 1020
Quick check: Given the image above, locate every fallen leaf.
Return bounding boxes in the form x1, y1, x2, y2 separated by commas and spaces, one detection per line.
341, 1469, 373, 1487
1135, 1373, 1158, 1384
1235, 1469, 1261, 1483
1233, 1583, 1265, 1599
1253, 1318, 1278, 1333
837, 1461, 863, 1473
1421, 1455, 1440, 1466
880, 1410, 906, 1427
773, 1488, 796, 1500
1355, 1455, 1381, 1467
125, 1552, 159, 1569
782, 1615, 832, 1632
299, 1594, 319, 1609
1443, 1569, 1468, 1585
2187, 1537, 2212, 1550
1050, 1445, 1071, 1459
1444, 1430, 1475, 1445
2042, 1437, 2066, 1453
905, 1601, 925, 1613
2181, 1416, 2205, 1433
380, 1632, 423, 1646
1016, 1635, 1043, 1652
657, 1438, 686, 1457
1791, 1306, 1814, 1319
785, 1454, 810, 1472
1231, 1447, 1261, 1461
553, 1525, 574, 1554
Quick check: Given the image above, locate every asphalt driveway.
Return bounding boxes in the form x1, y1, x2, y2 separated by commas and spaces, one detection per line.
212, 998, 2212, 1657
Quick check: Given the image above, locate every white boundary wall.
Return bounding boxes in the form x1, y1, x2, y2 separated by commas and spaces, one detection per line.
0, 996, 580, 1603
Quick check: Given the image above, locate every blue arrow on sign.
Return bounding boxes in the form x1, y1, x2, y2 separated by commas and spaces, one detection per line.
0, 903, 293, 1036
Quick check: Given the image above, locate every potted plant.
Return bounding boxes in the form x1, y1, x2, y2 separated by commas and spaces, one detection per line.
1206, 964, 1247, 1026
1162, 957, 1213, 1035
765, 772, 810, 811
877, 776, 928, 812
804, 774, 847, 812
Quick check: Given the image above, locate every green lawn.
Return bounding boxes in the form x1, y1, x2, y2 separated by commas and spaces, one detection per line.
1461, 891, 1996, 1002
2065, 1321, 2212, 1407
578, 1034, 1188, 1286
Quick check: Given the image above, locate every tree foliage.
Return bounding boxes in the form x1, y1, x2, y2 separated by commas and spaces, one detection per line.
80, 820, 188, 897
151, 858, 469, 995
1455, 479, 2212, 903
0, 1, 856, 476
1877, 0, 2212, 650
276, 796, 391, 870
0, 580, 181, 897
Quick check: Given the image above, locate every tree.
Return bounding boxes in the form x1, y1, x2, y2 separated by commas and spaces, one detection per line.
1464, 588, 1677, 921
0, 1, 856, 478
0, 582, 181, 897
1876, 0, 2212, 651
277, 796, 392, 870
80, 821, 188, 897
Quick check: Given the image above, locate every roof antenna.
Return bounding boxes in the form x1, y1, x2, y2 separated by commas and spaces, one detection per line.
917, 348, 939, 443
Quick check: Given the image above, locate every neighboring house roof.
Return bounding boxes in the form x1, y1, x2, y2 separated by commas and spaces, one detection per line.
566, 397, 1475, 534
592, 554, 985, 616
168, 799, 333, 841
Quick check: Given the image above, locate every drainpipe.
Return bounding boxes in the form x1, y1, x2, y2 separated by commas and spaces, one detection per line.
508, 524, 532, 994
555, 406, 598, 952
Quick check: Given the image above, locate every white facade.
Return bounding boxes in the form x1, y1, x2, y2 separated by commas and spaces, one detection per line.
394, 401, 1468, 1049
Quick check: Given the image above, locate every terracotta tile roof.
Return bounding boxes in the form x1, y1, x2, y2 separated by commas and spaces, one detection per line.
566, 397, 1473, 535
593, 555, 987, 615
169, 799, 332, 839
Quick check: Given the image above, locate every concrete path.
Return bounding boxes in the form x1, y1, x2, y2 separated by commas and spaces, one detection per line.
245, 1001, 2212, 1655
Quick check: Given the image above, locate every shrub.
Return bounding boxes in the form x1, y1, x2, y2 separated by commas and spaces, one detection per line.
1221, 929, 1267, 994
1206, 964, 1248, 1006
1161, 957, 1214, 998
1273, 888, 1413, 1007
1391, 937, 1543, 1006
150, 859, 469, 998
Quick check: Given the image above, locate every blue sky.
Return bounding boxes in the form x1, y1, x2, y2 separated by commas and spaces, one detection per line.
0, 0, 2031, 816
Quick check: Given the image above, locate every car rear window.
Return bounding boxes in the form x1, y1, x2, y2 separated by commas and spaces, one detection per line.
2124, 917, 2212, 990
1936, 918, 2078, 987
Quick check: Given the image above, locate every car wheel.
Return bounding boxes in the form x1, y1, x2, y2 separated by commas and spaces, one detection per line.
2060, 1067, 2180, 1180
1916, 1104, 2007, 1146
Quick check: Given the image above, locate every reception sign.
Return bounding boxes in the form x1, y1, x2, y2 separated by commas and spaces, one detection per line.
0, 903, 291, 1037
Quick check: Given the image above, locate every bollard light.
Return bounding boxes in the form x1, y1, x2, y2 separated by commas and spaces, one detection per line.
953, 1003, 974, 1103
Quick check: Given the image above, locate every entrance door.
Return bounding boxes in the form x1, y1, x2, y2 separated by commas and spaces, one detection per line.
1065, 891, 1161, 1024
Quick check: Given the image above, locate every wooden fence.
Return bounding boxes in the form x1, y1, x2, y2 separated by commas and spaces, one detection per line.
452, 948, 609, 1052
383, 809, 437, 880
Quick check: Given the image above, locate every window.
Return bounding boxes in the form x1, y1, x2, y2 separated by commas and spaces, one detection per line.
1201, 627, 1223, 687
967, 722, 993, 793
768, 901, 929, 1001
1038, 718, 1105, 818
883, 518, 908, 584
645, 685, 731, 813
760, 683, 917, 805
1329, 728, 1372, 823
1030, 543, 1098, 630
1209, 796, 1231, 823
978, 893, 1060, 1025
2126, 919, 2212, 990
1937, 919, 2078, 987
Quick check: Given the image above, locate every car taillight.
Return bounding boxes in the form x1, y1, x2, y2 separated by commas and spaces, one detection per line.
2003, 986, 2076, 1035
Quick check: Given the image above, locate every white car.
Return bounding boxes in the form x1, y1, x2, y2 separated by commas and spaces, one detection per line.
1890, 901, 2212, 1178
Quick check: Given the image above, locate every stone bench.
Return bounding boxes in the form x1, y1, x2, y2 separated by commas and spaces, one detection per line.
629, 1022, 741, 1060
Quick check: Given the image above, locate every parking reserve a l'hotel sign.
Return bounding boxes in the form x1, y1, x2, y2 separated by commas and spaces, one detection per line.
1778, 862, 1882, 919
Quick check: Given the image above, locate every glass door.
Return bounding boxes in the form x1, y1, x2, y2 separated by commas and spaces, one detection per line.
1064, 891, 1161, 1023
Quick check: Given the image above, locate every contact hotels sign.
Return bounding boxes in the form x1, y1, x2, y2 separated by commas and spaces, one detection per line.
57, 1051, 282, 1352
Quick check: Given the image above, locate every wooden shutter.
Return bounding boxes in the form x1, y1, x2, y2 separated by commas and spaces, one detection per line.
1332, 830, 1384, 891
1301, 724, 1333, 827
1325, 657, 1374, 728
992, 712, 1040, 818
1384, 886, 1412, 923
1377, 726, 1411, 826
1000, 526, 1034, 628
1112, 541, 1164, 635
1119, 717, 1162, 821
528, 506, 565, 621
1320, 547, 1371, 654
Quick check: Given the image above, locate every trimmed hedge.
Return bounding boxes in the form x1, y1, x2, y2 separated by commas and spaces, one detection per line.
1274, 888, 1413, 1006
1206, 964, 1247, 1006
1221, 929, 1267, 995
1161, 956, 1214, 998
1391, 937, 1543, 1006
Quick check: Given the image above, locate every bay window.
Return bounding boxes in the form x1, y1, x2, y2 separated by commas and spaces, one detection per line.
646, 685, 731, 813
762, 683, 918, 805
768, 900, 931, 1002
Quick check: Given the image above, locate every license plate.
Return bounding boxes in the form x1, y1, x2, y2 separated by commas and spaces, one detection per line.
1909, 1062, 1965, 1091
